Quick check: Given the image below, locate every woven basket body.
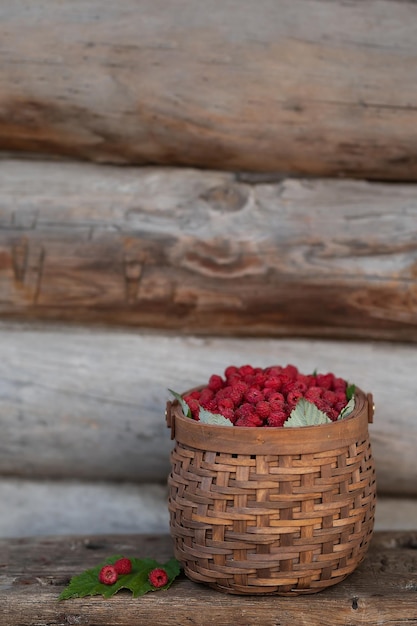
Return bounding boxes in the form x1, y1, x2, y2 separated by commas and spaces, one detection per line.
167, 388, 376, 595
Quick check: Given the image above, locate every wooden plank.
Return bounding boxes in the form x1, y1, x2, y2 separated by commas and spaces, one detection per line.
1, 161, 417, 341
1, 323, 416, 496
2, 532, 417, 626
0, 478, 414, 539
0, 2, 417, 180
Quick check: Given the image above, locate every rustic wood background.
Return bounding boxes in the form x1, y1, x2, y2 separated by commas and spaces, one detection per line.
1, 0, 417, 179
1, 0, 417, 539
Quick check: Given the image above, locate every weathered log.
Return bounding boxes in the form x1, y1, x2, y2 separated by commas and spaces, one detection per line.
1, 323, 416, 496
1, 2, 417, 179
2, 532, 417, 626
0, 477, 414, 539
0, 479, 169, 538
1, 160, 417, 341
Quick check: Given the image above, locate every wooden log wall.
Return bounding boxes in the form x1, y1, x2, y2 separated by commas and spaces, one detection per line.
0, 160, 416, 341
0, 1, 417, 180
1, 1, 417, 538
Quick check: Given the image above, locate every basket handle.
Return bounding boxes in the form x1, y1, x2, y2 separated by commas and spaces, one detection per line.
367, 393, 375, 424
165, 400, 175, 439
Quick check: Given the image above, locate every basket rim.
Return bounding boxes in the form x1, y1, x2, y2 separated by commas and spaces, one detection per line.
169, 387, 371, 454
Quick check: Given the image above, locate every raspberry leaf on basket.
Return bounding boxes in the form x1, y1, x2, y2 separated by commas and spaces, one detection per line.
284, 399, 332, 427
338, 394, 355, 419
346, 383, 356, 401
168, 389, 192, 418
198, 407, 234, 426
59, 556, 181, 600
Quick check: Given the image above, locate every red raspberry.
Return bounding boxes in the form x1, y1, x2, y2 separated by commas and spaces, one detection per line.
265, 366, 283, 377
99, 565, 118, 585
238, 364, 255, 377
218, 407, 236, 423
269, 399, 286, 413
235, 403, 255, 420
218, 397, 234, 411
333, 377, 347, 392
114, 558, 132, 575
315, 373, 335, 390
264, 390, 285, 404
323, 390, 337, 405
228, 381, 248, 405
334, 401, 347, 414
255, 400, 271, 420
286, 390, 303, 409
296, 374, 315, 387
225, 365, 239, 379
281, 380, 297, 395
305, 387, 323, 402
235, 413, 263, 427
264, 376, 282, 391
208, 374, 224, 392
199, 388, 214, 404
215, 386, 231, 401
335, 390, 348, 403
245, 387, 264, 404
201, 399, 217, 412
148, 567, 169, 588
267, 410, 287, 427
252, 371, 267, 387
327, 408, 339, 421
282, 364, 299, 380
293, 381, 308, 394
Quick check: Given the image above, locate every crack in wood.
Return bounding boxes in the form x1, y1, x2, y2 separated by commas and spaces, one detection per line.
33, 246, 45, 305
11, 237, 29, 283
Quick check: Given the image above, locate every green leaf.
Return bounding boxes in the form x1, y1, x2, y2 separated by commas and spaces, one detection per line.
168, 389, 191, 418
59, 555, 181, 600
338, 394, 355, 420
198, 407, 233, 426
346, 383, 356, 401
284, 398, 332, 427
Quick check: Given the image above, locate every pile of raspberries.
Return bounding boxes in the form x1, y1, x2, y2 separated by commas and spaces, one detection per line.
182, 364, 350, 427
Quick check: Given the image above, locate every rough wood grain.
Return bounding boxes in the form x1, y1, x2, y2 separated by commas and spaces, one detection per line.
1, 160, 417, 341
2, 532, 417, 626
1, 1, 417, 179
1, 323, 416, 496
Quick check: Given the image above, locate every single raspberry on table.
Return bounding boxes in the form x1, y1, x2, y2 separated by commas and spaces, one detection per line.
148, 568, 169, 588
99, 565, 118, 585
114, 557, 132, 575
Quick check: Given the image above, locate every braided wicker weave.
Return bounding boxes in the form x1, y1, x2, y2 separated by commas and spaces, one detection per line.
166, 387, 376, 595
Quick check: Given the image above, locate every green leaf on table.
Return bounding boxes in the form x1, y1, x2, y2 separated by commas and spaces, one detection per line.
168, 389, 191, 418
284, 398, 332, 427
198, 407, 233, 426
59, 555, 181, 600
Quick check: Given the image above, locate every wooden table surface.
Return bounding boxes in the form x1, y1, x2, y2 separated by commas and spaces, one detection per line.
2, 531, 417, 626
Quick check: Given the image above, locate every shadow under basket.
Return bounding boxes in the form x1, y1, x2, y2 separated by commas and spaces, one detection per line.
166, 387, 376, 595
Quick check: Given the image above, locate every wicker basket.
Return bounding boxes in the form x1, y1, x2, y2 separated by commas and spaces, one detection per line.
166, 386, 376, 595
